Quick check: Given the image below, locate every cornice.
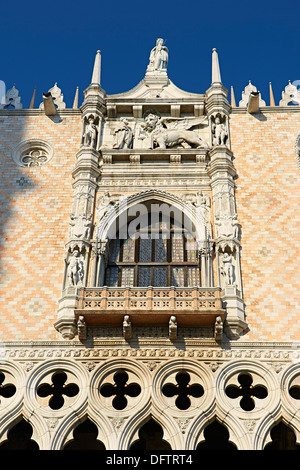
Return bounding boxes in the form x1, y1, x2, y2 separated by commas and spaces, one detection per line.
231, 106, 300, 114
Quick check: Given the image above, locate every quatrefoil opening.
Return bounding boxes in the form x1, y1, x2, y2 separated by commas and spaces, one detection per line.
162, 371, 204, 410
100, 371, 141, 410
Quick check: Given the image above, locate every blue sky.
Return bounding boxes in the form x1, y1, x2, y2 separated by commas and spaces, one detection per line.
2, 0, 300, 108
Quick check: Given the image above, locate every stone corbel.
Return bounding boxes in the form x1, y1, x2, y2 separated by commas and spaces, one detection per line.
55, 286, 81, 340
77, 315, 87, 341
107, 104, 117, 118
222, 286, 247, 339
129, 154, 140, 164
123, 315, 132, 340
169, 316, 177, 340
171, 104, 181, 117
194, 103, 204, 117
214, 316, 223, 341
133, 105, 143, 118
170, 154, 181, 163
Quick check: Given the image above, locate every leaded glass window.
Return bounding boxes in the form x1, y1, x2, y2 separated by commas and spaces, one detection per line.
104, 213, 200, 287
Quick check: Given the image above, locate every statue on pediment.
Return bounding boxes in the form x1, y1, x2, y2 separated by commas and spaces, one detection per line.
147, 38, 168, 72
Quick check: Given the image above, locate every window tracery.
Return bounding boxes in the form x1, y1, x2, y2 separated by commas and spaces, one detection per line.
12, 139, 54, 167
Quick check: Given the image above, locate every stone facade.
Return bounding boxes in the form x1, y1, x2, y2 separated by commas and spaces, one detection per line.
0, 40, 299, 450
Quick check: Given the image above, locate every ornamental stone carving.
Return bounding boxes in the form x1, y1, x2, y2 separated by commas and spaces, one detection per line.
39, 83, 66, 110
95, 192, 117, 225
0, 85, 22, 109
279, 80, 300, 106
215, 213, 240, 239
239, 81, 266, 107
141, 113, 208, 149
69, 213, 92, 239
113, 118, 134, 149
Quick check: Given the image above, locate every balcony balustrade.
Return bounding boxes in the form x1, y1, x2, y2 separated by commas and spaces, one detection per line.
75, 286, 225, 326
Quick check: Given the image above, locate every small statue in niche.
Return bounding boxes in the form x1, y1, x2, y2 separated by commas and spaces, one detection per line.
212, 114, 228, 146
147, 38, 168, 72
220, 252, 235, 286
113, 118, 134, 149
82, 114, 98, 148
67, 249, 84, 287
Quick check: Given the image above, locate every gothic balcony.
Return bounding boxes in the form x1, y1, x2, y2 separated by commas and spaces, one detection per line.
74, 286, 225, 327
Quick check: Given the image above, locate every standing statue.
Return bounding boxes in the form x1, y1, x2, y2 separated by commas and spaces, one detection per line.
220, 252, 234, 286
147, 38, 168, 72
212, 114, 228, 146
67, 250, 84, 287
83, 114, 98, 148
113, 118, 134, 149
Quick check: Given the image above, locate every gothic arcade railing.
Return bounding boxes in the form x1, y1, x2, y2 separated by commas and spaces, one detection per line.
75, 286, 225, 326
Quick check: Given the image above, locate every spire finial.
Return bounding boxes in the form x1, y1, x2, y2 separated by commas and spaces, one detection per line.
269, 82, 275, 106
91, 50, 101, 85
29, 86, 36, 109
212, 48, 222, 84
231, 86, 236, 107
73, 86, 79, 109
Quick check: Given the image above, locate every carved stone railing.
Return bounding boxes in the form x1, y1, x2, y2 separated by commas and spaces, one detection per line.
75, 286, 225, 327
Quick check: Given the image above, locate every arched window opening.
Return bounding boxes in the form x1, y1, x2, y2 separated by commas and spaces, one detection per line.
130, 418, 172, 451
264, 421, 300, 451
104, 211, 200, 288
63, 418, 106, 450
0, 418, 39, 450
196, 420, 237, 450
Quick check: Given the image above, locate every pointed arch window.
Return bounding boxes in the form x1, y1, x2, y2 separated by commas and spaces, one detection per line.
104, 214, 200, 288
